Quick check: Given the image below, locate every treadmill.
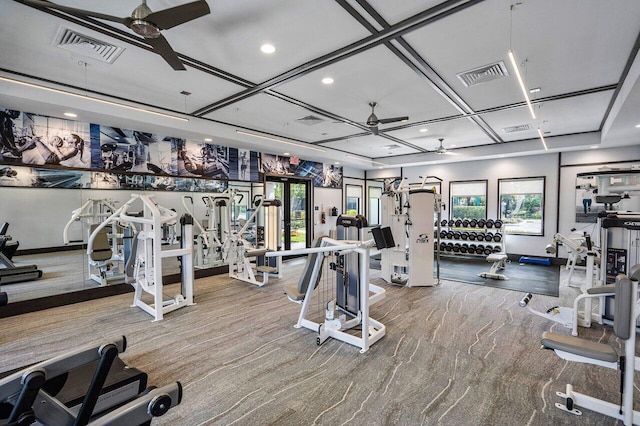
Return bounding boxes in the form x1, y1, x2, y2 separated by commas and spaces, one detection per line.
0, 225, 43, 284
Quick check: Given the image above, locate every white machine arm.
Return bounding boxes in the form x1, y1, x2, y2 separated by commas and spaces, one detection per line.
547, 232, 588, 255
182, 195, 209, 247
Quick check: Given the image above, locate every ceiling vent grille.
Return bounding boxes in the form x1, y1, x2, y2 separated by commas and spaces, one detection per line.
53, 26, 124, 64
295, 115, 325, 126
457, 61, 509, 87
502, 124, 532, 133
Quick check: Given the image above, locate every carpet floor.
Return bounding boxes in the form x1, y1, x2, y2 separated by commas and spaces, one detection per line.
0, 260, 633, 425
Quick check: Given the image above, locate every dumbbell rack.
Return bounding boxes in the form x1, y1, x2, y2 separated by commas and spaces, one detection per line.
435, 218, 505, 257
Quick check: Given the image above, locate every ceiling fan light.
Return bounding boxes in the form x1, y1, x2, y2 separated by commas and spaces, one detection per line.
130, 19, 161, 38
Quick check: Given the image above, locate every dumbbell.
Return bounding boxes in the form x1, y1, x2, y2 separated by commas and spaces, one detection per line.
452, 231, 461, 240
447, 242, 455, 252
462, 219, 470, 227
459, 244, 468, 254
468, 232, 477, 241
493, 233, 502, 242
442, 219, 449, 227
440, 230, 448, 239
493, 246, 502, 253
448, 219, 455, 227
469, 219, 478, 228
468, 243, 477, 252
455, 219, 463, 227
452, 243, 461, 253
486, 219, 494, 228
485, 233, 495, 242
483, 246, 493, 255
477, 218, 486, 228
475, 244, 485, 255
494, 219, 503, 228
460, 231, 469, 240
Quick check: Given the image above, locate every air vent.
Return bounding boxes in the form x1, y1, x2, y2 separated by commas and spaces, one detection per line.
502, 124, 532, 133
383, 144, 401, 150
457, 61, 509, 87
295, 115, 325, 126
53, 26, 124, 64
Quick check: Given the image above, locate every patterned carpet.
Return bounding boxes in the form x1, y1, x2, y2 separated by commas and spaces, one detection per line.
0, 260, 632, 425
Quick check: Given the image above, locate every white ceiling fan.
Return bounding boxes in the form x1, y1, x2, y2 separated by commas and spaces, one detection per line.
433, 138, 459, 155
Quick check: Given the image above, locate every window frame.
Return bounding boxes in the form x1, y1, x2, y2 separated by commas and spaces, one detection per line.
498, 176, 545, 236
448, 180, 488, 221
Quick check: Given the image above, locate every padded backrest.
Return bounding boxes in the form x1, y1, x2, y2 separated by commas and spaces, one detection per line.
89, 225, 113, 262
630, 263, 640, 281
297, 236, 326, 295
614, 276, 633, 340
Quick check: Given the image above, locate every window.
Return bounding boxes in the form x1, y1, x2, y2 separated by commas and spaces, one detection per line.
499, 177, 545, 235
368, 186, 383, 225
345, 184, 362, 216
449, 181, 487, 220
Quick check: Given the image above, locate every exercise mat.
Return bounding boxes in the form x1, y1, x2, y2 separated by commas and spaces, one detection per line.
436, 256, 559, 296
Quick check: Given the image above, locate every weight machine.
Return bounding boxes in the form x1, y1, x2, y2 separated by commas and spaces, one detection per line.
540, 265, 640, 426
88, 194, 194, 321
0, 336, 182, 425
380, 176, 441, 287
520, 233, 603, 336
546, 231, 593, 287
225, 196, 282, 287
269, 216, 391, 353
181, 190, 240, 269
64, 199, 134, 286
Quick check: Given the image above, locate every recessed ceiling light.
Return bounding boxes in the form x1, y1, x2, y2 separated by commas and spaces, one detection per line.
334, 161, 340, 165
635, 124, 640, 128
378, 166, 384, 169
260, 43, 276, 54
590, 145, 599, 149
419, 128, 428, 133
283, 152, 290, 156
529, 87, 541, 93
204, 138, 212, 142
63, 112, 77, 118
450, 144, 456, 147
322, 77, 334, 85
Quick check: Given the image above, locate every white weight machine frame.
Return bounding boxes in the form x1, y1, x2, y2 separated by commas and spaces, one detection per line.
520, 237, 604, 336
542, 265, 640, 426
380, 175, 441, 287
547, 231, 592, 287
88, 194, 194, 321
225, 196, 282, 287
267, 237, 385, 353
64, 198, 133, 286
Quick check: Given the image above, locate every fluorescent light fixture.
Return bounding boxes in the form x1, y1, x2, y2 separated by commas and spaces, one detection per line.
508, 50, 536, 119
334, 161, 340, 164
537, 128, 548, 150
63, 112, 77, 118
235, 130, 326, 152
283, 152, 290, 156
322, 77, 334, 85
204, 138, 212, 142
529, 87, 541, 93
0, 75, 188, 122
346, 154, 388, 167
260, 43, 276, 54
419, 128, 428, 133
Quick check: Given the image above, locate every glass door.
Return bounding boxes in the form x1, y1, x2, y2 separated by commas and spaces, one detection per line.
266, 176, 311, 252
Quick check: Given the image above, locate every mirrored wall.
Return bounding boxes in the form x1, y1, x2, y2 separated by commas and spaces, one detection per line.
0, 181, 263, 304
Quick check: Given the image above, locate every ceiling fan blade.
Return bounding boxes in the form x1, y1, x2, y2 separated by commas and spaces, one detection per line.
146, 0, 211, 30
145, 34, 186, 70
378, 116, 409, 124
21, 0, 126, 24
371, 126, 379, 136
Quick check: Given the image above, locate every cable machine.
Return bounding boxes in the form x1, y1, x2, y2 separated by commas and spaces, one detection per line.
380, 176, 441, 287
